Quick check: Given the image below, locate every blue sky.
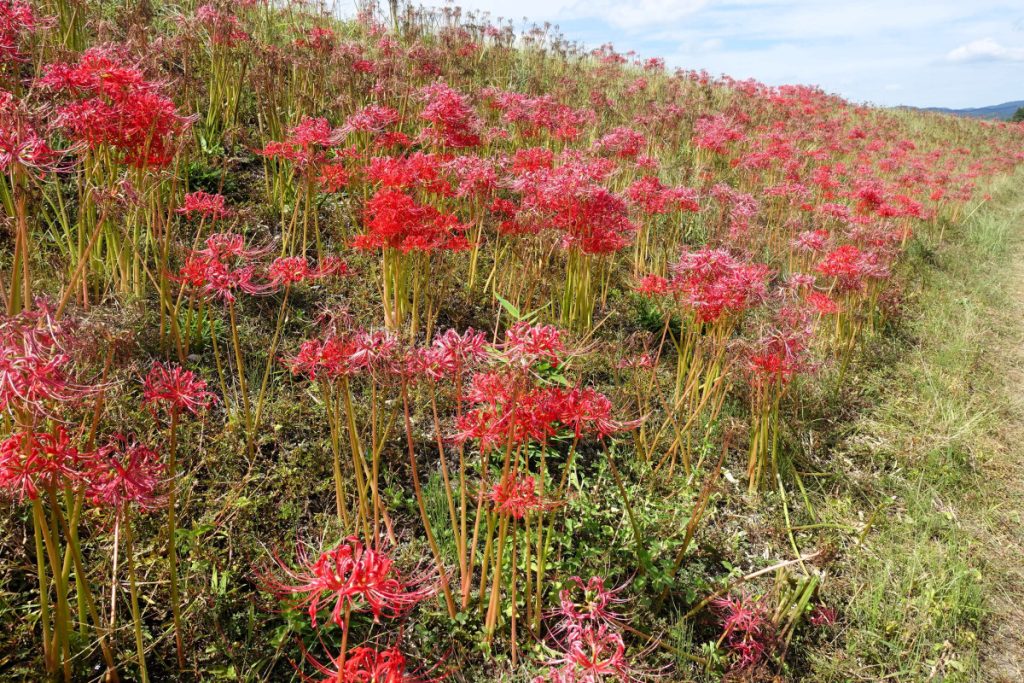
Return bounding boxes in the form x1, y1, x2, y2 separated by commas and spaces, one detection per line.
405, 0, 1024, 108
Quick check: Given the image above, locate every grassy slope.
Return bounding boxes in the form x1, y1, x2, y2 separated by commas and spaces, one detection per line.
806, 169, 1024, 681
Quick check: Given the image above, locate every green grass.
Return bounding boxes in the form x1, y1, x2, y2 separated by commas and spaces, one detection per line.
807, 170, 1024, 681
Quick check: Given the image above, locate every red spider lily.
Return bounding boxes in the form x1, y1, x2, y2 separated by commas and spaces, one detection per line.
84, 436, 163, 511
142, 361, 216, 416
746, 328, 811, 388
0, 427, 88, 502
41, 47, 192, 168
177, 191, 232, 220
259, 116, 342, 171
342, 104, 401, 136
404, 328, 490, 381
556, 387, 641, 440
806, 291, 840, 315
444, 155, 498, 199
198, 232, 272, 262
503, 322, 564, 368
0, 307, 91, 417
176, 253, 275, 303
417, 81, 482, 149
365, 153, 449, 194
556, 576, 627, 631
0, 0, 37, 64
594, 126, 647, 159
540, 624, 635, 683
265, 536, 435, 628
791, 228, 831, 253
692, 114, 745, 155
267, 256, 347, 286
194, 4, 249, 47
293, 26, 335, 53
354, 189, 470, 253
317, 163, 349, 193
634, 275, 670, 297
488, 473, 559, 519
298, 643, 440, 683
284, 331, 400, 382
483, 90, 595, 142
510, 160, 635, 256
815, 244, 890, 292
625, 177, 699, 215
664, 249, 772, 324
786, 273, 816, 291
0, 92, 69, 175
427, 328, 490, 376
615, 353, 655, 370
712, 592, 776, 670
808, 604, 838, 627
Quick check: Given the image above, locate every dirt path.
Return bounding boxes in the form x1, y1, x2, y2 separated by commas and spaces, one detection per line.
975, 198, 1024, 681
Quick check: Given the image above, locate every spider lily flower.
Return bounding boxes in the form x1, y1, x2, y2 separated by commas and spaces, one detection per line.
712, 592, 777, 670
142, 362, 216, 416
177, 191, 232, 221
555, 576, 628, 632
503, 322, 564, 368
488, 473, 559, 519
265, 536, 435, 628
41, 46, 192, 168
0, 307, 93, 417
258, 116, 343, 171
268, 256, 348, 286
298, 643, 440, 683
84, 436, 163, 512
416, 81, 482, 149
0, 0, 39, 64
538, 624, 635, 683
0, 427, 88, 502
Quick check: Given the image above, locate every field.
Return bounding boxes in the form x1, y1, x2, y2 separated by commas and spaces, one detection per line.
2, 1, 1023, 681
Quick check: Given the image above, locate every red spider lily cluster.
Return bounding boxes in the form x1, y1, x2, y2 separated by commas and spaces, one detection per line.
259, 116, 344, 173
175, 233, 275, 303
41, 47, 192, 168
488, 472, 558, 519
0, 0, 38, 65
299, 643, 436, 683
2, 0, 1024, 679
640, 248, 772, 324
0, 307, 90, 417
266, 536, 438, 681
354, 187, 471, 253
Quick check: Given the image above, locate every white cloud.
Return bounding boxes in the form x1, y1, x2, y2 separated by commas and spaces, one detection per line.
946, 38, 1024, 63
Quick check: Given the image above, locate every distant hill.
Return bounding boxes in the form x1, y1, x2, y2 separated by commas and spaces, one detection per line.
918, 100, 1023, 121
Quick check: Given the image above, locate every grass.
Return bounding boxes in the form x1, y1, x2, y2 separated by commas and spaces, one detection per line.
808, 170, 1024, 681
